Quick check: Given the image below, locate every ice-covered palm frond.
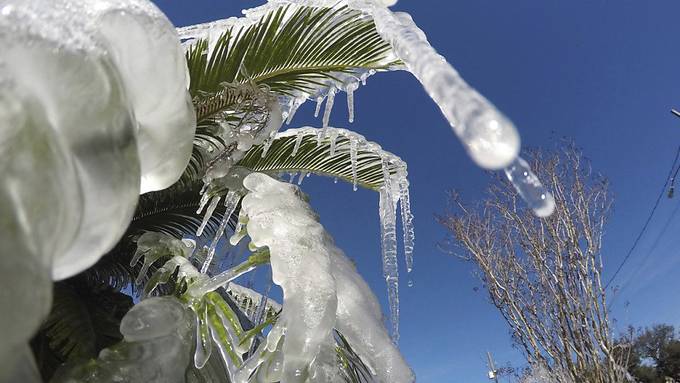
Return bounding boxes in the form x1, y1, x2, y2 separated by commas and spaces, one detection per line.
182, 5, 399, 100
79, 181, 235, 292
237, 127, 407, 191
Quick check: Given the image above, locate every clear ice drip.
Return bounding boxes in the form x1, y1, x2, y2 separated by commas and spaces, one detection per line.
196, 195, 221, 237
343, 1, 520, 170
398, 173, 415, 273
292, 131, 304, 156
322, 87, 336, 129
346, 82, 358, 123
200, 190, 242, 273
314, 96, 324, 118
379, 157, 400, 343
504, 157, 556, 217
349, 137, 359, 191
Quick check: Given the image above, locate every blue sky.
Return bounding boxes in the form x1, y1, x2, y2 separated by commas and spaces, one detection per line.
154, 1, 680, 381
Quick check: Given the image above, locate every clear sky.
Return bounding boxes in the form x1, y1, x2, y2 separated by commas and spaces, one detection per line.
153, 1, 680, 381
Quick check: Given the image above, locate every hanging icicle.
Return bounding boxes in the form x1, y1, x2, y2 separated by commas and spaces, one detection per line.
197, 195, 221, 237
504, 157, 556, 217
397, 173, 415, 273
314, 96, 324, 118
322, 87, 336, 129
200, 190, 242, 274
349, 137, 359, 192
346, 82, 358, 123
291, 131, 303, 157
379, 156, 400, 343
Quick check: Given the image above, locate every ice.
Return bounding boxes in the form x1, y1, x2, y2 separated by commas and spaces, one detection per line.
292, 131, 304, 156
53, 297, 194, 383
379, 157, 400, 343
0, 0, 194, 370
236, 173, 414, 382
349, 137, 359, 191
200, 190, 242, 273
346, 82, 358, 123
329, 131, 339, 156
286, 98, 303, 125
398, 174, 415, 272
196, 195, 221, 237
297, 171, 309, 185
322, 87, 336, 129
130, 232, 196, 285
314, 96, 324, 118
504, 157, 556, 217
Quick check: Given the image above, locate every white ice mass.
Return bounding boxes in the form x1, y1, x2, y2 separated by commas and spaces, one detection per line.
0, 0, 194, 376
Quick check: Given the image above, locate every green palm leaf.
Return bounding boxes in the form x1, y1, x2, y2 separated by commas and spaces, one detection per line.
236, 127, 407, 191
79, 180, 236, 292
31, 283, 133, 380
185, 5, 398, 98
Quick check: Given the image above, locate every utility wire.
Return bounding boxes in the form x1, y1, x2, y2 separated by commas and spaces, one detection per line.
608, 195, 680, 307
604, 146, 680, 290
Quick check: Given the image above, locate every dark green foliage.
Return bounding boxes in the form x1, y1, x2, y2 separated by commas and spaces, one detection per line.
78, 180, 233, 293
616, 324, 680, 382
186, 5, 398, 98
30, 282, 133, 381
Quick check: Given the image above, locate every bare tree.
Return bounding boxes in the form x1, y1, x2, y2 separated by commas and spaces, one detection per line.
438, 145, 629, 383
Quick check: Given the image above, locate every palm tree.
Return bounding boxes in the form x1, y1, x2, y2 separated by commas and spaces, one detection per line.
32, 4, 413, 382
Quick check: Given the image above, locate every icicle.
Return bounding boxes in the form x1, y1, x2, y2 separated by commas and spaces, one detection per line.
291, 132, 303, 157
322, 87, 336, 129
297, 171, 308, 185
200, 191, 241, 274
349, 138, 359, 191
379, 158, 400, 344
261, 132, 276, 158
288, 172, 297, 183
333, 177, 338, 184
316, 129, 325, 146
504, 157, 556, 217
196, 191, 211, 215
286, 99, 302, 125
356, 5, 519, 170
346, 82, 358, 123
196, 195, 221, 237
314, 96, 324, 118
398, 174, 415, 273
329, 131, 339, 156
194, 304, 213, 369
189, 254, 263, 298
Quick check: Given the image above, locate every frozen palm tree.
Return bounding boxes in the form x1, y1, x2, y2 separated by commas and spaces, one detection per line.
0, 0, 555, 382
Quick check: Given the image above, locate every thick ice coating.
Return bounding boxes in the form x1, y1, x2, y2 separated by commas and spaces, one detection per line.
239, 173, 414, 383
0, 0, 195, 375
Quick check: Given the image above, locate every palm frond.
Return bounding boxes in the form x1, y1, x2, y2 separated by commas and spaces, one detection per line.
236, 127, 407, 191
78, 180, 236, 291
184, 5, 399, 98
335, 331, 375, 383
31, 283, 133, 381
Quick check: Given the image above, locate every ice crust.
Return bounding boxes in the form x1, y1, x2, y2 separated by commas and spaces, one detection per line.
239, 173, 415, 382
53, 297, 195, 383
0, 0, 195, 371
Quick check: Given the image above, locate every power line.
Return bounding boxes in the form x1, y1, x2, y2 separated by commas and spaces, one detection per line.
604, 146, 680, 290
608, 195, 680, 306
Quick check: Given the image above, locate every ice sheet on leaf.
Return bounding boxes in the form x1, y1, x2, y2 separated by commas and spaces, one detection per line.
239, 173, 414, 383
0, 0, 195, 373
